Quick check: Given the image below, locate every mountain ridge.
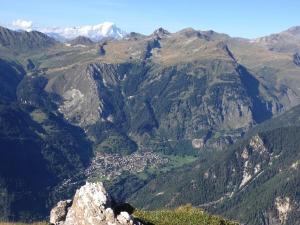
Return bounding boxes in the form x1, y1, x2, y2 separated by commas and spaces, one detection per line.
0, 26, 57, 51
4, 23, 300, 45
41, 22, 126, 42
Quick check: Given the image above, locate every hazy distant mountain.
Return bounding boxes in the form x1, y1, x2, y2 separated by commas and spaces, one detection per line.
68, 36, 94, 46
40, 22, 126, 42
0, 26, 57, 51
252, 26, 300, 52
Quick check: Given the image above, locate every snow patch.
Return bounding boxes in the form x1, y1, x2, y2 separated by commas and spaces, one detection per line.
73, 44, 87, 48
41, 22, 126, 41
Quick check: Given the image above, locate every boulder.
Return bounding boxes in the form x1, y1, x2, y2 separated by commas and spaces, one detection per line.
50, 200, 72, 225
50, 182, 143, 225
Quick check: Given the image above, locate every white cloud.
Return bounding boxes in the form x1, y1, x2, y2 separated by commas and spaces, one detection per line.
9, 20, 126, 41
12, 19, 33, 31
40, 22, 126, 41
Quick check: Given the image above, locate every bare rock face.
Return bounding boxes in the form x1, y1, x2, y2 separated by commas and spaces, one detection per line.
50, 200, 72, 225
50, 182, 143, 225
293, 52, 300, 66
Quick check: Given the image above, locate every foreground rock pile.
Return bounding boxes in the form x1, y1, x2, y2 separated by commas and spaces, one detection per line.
50, 182, 143, 225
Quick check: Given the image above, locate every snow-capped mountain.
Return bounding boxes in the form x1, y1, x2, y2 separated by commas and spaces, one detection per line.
39, 22, 126, 42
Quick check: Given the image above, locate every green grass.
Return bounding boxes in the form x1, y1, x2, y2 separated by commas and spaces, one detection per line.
30, 110, 47, 123
134, 154, 197, 181
134, 205, 239, 225
164, 155, 197, 169
0, 206, 237, 225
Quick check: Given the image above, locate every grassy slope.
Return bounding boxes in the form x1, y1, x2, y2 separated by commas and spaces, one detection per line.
0, 206, 238, 225
134, 205, 239, 225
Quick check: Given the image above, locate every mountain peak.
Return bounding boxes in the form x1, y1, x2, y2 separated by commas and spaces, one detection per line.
68, 36, 94, 46
40, 22, 126, 42
176, 27, 206, 39
283, 26, 300, 37
0, 25, 57, 50
152, 27, 170, 37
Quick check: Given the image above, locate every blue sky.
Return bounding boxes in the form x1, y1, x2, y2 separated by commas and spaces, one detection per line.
1, 0, 300, 38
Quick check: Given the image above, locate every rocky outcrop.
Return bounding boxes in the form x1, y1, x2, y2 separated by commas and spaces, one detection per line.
50, 182, 143, 225
50, 200, 72, 224
47, 63, 127, 127
275, 197, 292, 224
293, 53, 300, 66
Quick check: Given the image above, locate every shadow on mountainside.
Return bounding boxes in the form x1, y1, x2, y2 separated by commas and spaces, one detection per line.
237, 65, 272, 123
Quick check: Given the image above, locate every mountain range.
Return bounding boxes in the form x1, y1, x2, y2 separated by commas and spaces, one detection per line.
41, 22, 126, 42
11, 21, 126, 42
0, 24, 300, 224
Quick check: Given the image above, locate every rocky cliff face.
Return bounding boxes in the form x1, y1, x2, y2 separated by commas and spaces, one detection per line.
44, 49, 263, 153
50, 182, 142, 225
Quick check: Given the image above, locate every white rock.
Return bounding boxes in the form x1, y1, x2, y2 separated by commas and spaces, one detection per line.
275, 197, 292, 224
192, 138, 205, 149
117, 211, 131, 224
50, 182, 143, 225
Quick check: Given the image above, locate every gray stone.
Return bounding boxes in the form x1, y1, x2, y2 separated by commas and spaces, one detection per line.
50, 182, 143, 225
50, 199, 72, 225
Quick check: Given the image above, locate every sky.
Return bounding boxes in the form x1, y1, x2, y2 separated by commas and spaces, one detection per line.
1, 0, 300, 38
